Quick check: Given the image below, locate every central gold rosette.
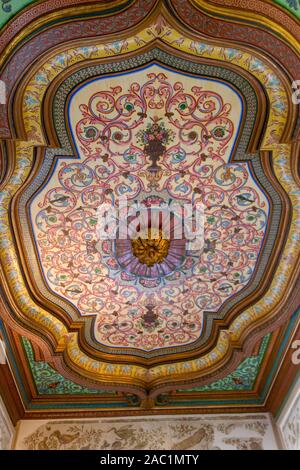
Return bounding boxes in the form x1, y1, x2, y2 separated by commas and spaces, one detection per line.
131, 228, 170, 267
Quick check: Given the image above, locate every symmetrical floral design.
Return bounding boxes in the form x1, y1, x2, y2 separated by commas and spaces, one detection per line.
21, 334, 270, 396
31, 66, 268, 351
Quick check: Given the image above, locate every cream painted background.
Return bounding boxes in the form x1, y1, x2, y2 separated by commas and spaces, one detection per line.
14, 413, 279, 450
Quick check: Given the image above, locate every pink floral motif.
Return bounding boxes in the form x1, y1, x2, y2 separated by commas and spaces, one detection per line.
32, 68, 268, 351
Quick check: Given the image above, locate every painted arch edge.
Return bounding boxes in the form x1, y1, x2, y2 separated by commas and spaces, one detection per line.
14, 50, 288, 365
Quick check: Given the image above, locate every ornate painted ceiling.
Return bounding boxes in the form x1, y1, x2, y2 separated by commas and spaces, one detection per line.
0, 0, 299, 417
1, 1, 300, 28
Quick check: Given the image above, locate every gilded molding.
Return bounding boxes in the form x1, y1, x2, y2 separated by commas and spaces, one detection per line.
0, 1, 299, 403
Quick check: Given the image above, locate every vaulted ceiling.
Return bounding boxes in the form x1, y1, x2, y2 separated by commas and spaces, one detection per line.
0, 0, 299, 418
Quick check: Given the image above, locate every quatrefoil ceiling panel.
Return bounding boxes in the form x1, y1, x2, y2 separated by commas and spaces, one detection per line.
29, 64, 269, 354
0, 0, 299, 407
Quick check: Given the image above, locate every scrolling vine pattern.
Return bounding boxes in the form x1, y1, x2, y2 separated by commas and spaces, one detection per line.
32, 69, 268, 351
